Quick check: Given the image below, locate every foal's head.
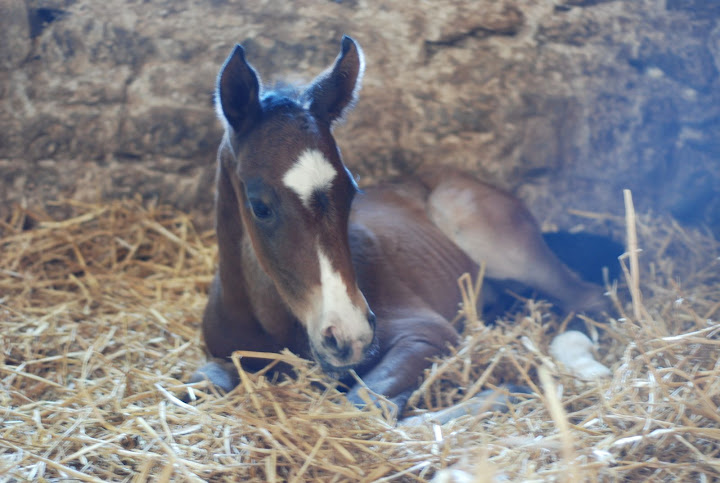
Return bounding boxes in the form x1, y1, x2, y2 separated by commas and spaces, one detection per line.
215, 36, 375, 373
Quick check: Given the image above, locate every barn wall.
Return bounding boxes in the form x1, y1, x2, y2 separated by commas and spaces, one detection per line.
1, 0, 719, 235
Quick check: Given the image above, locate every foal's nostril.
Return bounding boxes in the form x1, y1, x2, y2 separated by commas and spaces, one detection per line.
322, 325, 340, 351
321, 325, 353, 360
367, 311, 377, 330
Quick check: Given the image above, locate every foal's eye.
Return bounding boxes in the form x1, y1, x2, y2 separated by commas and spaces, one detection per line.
249, 198, 273, 221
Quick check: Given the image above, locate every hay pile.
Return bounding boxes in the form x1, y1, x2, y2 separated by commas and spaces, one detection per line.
1, 195, 719, 482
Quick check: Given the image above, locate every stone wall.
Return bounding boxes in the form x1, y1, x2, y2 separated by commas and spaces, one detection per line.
1, 0, 718, 236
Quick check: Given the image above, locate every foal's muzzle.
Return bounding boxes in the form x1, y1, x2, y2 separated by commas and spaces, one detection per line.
314, 310, 376, 372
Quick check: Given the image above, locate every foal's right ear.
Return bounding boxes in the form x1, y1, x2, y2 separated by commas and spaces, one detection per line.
216, 44, 261, 135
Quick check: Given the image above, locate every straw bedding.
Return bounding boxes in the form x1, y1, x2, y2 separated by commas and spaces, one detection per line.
1, 194, 719, 482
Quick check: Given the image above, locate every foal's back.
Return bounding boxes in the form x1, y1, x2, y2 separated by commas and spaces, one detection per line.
348, 181, 478, 322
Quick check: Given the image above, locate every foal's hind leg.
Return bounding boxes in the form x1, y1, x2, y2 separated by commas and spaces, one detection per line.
424, 172, 611, 379
425, 174, 608, 313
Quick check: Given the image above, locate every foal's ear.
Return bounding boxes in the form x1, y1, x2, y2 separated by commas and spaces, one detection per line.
304, 36, 365, 126
216, 44, 261, 135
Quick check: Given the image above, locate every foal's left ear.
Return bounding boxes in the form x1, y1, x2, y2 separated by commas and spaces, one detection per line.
304, 36, 365, 126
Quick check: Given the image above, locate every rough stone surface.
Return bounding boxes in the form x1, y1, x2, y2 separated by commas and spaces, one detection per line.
0, 0, 32, 71
1, 0, 719, 237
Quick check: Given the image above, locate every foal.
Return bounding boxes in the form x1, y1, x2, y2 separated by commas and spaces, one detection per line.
190, 36, 611, 414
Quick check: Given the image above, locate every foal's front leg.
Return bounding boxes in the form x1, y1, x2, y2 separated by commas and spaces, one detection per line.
347, 311, 459, 414
187, 274, 288, 395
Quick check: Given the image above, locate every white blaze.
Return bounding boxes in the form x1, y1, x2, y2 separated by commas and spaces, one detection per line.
307, 246, 370, 367
282, 149, 337, 208
316, 247, 366, 329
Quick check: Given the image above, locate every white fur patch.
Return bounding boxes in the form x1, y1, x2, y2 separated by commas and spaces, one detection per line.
283, 149, 337, 208
549, 330, 612, 380
309, 247, 371, 368
316, 247, 366, 331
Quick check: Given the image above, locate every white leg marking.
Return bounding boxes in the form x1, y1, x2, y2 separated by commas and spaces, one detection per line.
549, 330, 611, 380
282, 149, 337, 208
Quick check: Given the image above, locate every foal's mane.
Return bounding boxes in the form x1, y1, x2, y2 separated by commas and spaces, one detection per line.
261, 82, 305, 111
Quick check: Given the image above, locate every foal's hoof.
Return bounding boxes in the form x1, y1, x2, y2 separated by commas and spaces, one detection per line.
346, 386, 410, 420
183, 361, 239, 402
549, 330, 612, 380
